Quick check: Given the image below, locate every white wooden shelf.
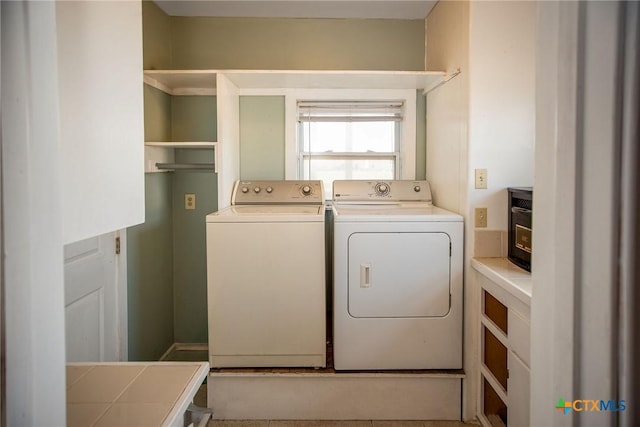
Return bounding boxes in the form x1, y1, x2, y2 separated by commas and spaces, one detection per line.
143, 69, 448, 95
144, 142, 217, 173
145, 141, 217, 148
144, 71, 218, 95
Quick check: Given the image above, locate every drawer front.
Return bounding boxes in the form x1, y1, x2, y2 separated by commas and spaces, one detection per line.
508, 309, 530, 367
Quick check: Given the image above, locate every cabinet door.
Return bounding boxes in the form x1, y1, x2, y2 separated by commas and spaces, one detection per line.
57, 1, 144, 243
507, 350, 530, 427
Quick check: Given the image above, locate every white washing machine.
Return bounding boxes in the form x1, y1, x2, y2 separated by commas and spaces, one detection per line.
206, 180, 326, 368
332, 180, 463, 370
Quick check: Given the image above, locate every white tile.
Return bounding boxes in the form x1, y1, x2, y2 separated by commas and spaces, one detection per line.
501, 231, 509, 258
66, 365, 93, 389
67, 403, 109, 427
117, 365, 199, 404
67, 365, 145, 403
93, 403, 171, 427
474, 230, 503, 258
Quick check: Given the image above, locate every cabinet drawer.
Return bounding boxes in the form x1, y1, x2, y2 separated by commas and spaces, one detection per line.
484, 290, 508, 334
508, 309, 530, 367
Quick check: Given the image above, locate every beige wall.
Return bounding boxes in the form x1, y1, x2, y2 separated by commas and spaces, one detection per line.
425, 0, 536, 420
425, 0, 472, 419
170, 17, 425, 71
142, 0, 172, 69
425, 0, 470, 215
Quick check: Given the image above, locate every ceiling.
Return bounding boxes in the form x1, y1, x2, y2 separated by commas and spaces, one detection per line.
154, 0, 438, 20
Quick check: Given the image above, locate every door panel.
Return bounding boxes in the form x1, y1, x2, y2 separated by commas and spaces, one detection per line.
508, 350, 531, 427
347, 232, 451, 318
64, 233, 118, 362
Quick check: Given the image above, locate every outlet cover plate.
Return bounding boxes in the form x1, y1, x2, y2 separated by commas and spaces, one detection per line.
475, 207, 488, 228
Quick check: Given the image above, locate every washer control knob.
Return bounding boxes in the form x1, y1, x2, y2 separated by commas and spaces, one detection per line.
379, 184, 388, 193
414, 185, 421, 192
254, 187, 261, 193
266, 186, 273, 193
241, 187, 249, 193
301, 185, 312, 195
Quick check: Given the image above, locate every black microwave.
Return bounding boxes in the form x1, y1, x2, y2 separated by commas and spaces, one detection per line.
508, 187, 533, 272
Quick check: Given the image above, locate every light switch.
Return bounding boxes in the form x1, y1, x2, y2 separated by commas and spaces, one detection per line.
475, 169, 488, 189
185, 193, 196, 210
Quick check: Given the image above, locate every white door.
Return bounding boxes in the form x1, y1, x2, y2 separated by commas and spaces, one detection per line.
64, 231, 123, 362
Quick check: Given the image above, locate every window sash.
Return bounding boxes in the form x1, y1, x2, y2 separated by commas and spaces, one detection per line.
298, 100, 404, 123
297, 99, 404, 193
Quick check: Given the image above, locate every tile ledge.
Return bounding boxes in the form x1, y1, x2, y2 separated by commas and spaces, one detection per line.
471, 257, 532, 306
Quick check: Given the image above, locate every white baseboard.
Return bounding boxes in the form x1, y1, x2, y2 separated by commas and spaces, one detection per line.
159, 342, 208, 361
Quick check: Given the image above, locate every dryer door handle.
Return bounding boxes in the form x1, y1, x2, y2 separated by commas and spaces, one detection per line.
360, 263, 371, 288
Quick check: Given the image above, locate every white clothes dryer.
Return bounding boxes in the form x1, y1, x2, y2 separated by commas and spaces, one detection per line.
332, 180, 463, 370
206, 180, 326, 368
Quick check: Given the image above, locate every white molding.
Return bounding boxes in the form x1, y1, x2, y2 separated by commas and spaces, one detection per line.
116, 230, 128, 361
285, 88, 418, 180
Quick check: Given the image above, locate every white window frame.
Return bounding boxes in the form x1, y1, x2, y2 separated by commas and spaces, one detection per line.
237, 88, 417, 181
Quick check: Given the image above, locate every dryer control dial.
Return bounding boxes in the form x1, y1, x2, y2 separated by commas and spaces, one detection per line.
414, 185, 421, 192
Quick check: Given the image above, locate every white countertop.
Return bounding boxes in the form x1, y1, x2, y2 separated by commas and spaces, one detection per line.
66, 361, 209, 427
471, 257, 532, 306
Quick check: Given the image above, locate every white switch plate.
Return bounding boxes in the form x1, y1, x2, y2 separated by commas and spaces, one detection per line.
185, 193, 196, 210
475, 168, 488, 189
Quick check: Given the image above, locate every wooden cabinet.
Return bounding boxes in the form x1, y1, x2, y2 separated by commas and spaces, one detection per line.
477, 272, 531, 427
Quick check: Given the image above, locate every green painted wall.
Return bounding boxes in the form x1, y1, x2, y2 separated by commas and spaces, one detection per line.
240, 96, 286, 180
127, 173, 174, 361
171, 17, 425, 71
127, 1, 174, 361
171, 96, 217, 343
142, 0, 172, 70
131, 4, 429, 357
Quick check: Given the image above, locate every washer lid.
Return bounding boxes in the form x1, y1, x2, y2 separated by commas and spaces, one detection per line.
332, 203, 463, 222
206, 205, 325, 222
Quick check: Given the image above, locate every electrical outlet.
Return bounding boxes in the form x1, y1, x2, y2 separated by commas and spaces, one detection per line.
475, 168, 488, 189
185, 193, 196, 210
475, 207, 488, 228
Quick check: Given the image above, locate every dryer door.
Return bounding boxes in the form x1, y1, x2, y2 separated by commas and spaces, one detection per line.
347, 232, 451, 318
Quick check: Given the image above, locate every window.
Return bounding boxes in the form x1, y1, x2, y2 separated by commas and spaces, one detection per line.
297, 100, 404, 197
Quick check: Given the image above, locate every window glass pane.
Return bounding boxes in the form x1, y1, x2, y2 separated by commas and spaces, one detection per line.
303, 158, 395, 197
302, 122, 395, 153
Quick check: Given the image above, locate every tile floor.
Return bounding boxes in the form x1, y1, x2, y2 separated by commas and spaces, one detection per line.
207, 420, 473, 426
